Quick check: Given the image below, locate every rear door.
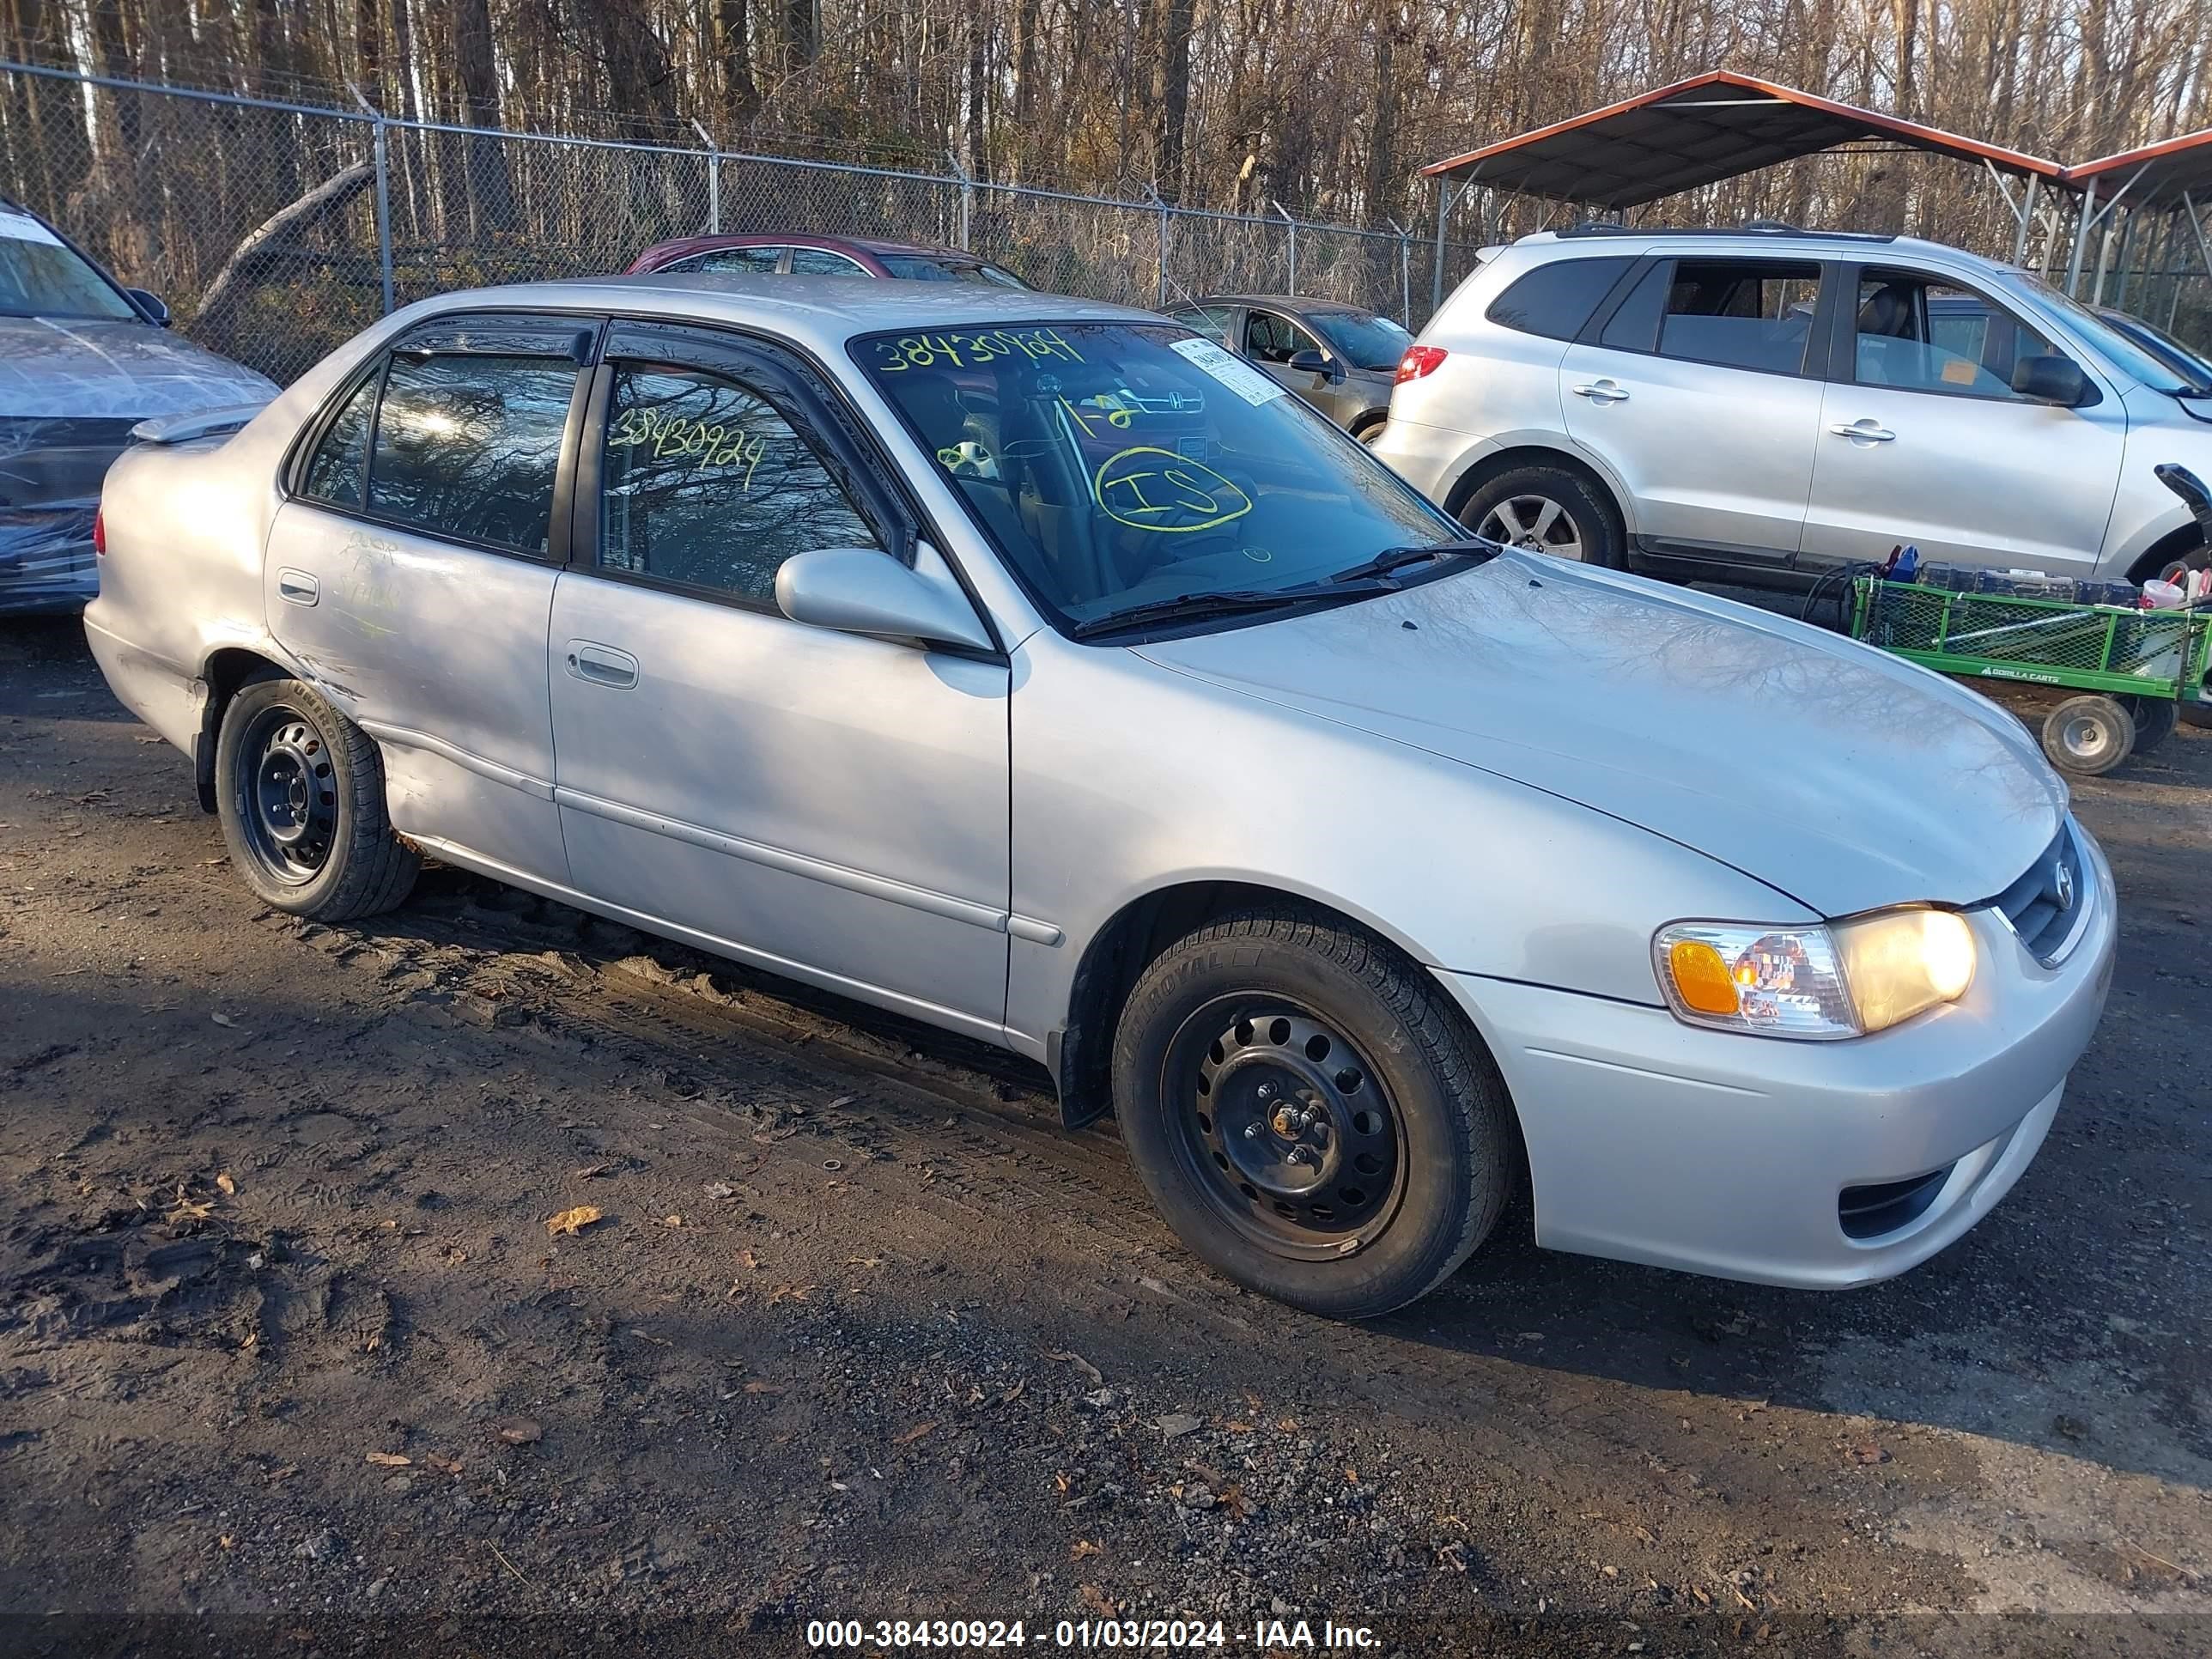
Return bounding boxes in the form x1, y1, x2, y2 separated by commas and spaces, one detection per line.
1559, 255, 1830, 564
1242, 306, 1343, 416
264, 313, 593, 885
544, 321, 1012, 1034
1800, 265, 2128, 574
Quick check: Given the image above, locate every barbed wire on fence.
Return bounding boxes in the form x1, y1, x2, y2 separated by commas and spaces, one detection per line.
0, 59, 1493, 386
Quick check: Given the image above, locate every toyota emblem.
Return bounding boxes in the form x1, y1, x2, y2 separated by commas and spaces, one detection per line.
2052, 862, 2075, 913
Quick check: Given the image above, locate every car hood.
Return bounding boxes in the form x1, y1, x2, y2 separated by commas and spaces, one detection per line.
0, 316, 276, 420
1134, 552, 2066, 917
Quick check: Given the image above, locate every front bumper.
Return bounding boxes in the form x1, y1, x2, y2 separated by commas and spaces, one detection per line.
1436, 823, 2118, 1289
0, 504, 99, 615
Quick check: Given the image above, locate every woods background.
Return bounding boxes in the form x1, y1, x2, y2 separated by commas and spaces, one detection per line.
3, 0, 2209, 377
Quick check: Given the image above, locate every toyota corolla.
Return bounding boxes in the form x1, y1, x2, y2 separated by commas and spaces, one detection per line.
82, 276, 2115, 1317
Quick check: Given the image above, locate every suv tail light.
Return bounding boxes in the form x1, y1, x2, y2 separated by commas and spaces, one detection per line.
1395, 345, 1448, 384
92, 507, 106, 556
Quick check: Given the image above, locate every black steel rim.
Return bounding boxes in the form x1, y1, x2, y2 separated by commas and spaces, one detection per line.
235, 703, 339, 885
1163, 997, 1406, 1261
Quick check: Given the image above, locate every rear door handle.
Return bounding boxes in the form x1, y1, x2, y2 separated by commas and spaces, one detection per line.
276, 568, 319, 605
1571, 380, 1629, 404
1827, 419, 1897, 443
563, 641, 639, 690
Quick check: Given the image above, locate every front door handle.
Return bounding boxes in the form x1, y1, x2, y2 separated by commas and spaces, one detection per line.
1827, 419, 1897, 443
276, 568, 319, 605
1571, 380, 1629, 404
563, 641, 639, 690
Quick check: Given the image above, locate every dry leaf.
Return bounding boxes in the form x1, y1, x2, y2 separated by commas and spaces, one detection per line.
1220, 1484, 1250, 1521
427, 1454, 464, 1474
544, 1205, 604, 1237
893, 1419, 939, 1446
736, 1249, 759, 1270
1053, 1471, 1073, 1494
999, 1380, 1027, 1406
1069, 1539, 1103, 1560
742, 1381, 787, 1396
574, 1163, 611, 1179
216, 1173, 237, 1197
1045, 1349, 1104, 1386
1078, 1583, 1118, 1617
496, 1419, 543, 1445
662, 1214, 683, 1227
1690, 1585, 1711, 1607
365, 1451, 412, 1468
1343, 1465, 1358, 1485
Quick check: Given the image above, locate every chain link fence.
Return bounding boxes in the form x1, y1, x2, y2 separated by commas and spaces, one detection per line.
1, 61, 1480, 387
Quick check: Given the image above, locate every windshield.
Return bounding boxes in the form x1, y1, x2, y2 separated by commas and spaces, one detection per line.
1992, 268, 2194, 392
2101, 308, 2212, 392
1307, 308, 1413, 371
0, 209, 137, 320
854, 321, 1458, 632
879, 254, 1031, 289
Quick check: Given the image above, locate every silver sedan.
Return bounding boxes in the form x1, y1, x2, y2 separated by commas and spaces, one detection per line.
84, 276, 2115, 1317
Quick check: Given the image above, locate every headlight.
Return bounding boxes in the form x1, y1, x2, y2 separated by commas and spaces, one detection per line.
1653, 909, 1975, 1040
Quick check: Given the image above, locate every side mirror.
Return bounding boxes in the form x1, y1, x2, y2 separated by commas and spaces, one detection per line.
1286, 347, 1340, 381
126, 288, 170, 326
2011, 354, 2095, 407
775, 544, 994, 653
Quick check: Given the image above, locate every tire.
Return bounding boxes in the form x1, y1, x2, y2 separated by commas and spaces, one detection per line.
1111, 905, 1516, 1319
2040, 694, 2136, 776
1353, 416, 1388, 447
1456, 463, 1624, 568
215, 674, 419, 919
2119, 694, 2179, 754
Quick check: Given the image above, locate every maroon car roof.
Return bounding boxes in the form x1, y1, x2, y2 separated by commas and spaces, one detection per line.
628, 232, 981, 273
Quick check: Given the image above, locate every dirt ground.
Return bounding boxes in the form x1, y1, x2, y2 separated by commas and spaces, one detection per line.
2, 612, 2208, 1657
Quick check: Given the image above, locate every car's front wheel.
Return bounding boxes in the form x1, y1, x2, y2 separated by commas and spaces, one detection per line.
1113, 906, 1516, 1318
215, 674, 418, 919
1458, 464, 1623, 568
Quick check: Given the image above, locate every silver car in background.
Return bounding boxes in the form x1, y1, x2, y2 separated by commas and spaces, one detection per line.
1376, 225, 2212, 586
1, 198, 274, 613
86, 277, 2114, 1316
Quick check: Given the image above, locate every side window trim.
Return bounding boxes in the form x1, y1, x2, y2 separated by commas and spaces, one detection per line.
280, 308, 604, 566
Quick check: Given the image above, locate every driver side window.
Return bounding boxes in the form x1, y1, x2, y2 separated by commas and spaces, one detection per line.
366, 352, 580, 555
1243, 310, 1318, 364
596, 362, 883, 605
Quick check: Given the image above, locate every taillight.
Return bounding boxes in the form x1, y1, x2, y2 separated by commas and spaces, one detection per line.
92, 507, 106, 556
1395, 345, 1448, 384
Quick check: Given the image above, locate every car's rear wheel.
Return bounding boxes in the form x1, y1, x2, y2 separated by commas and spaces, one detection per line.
215, 675, 418, 919
1112, 906, 1516, 1319
1457, 464, 1623, 568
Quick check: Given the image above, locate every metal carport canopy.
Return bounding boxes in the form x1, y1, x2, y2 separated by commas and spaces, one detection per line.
1420, 70, 2065, 208
2065, 131, 2212, 210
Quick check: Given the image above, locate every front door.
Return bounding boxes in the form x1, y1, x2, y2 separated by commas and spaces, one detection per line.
545, 322, 1012, 1036
1560, 255, 1828, 564
1799, 267, 2128, 574
263, 313, 592, 884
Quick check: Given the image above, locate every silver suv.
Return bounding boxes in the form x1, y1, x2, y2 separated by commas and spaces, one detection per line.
1375, 226, 2212, 586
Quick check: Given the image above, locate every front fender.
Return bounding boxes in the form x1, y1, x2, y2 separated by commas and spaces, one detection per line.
1003, 637, 1810, 1055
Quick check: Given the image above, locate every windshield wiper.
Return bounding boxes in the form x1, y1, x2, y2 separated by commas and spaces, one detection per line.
1327, 538, 1500, 586
1066, 580, 1395, 641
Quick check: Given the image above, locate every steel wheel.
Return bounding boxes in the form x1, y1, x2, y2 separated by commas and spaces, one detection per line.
1475, 493, 1584, 561
234, 702, 340, 885
1166, 999, 1404, 1262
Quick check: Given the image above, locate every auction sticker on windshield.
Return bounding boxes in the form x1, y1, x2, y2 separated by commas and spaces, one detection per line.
1169, 336, 1285, 406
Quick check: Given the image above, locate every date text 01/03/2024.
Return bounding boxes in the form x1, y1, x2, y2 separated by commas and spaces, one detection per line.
804, 1619, 1381, 1649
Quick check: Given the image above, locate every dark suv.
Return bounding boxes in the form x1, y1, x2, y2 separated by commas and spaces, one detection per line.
628, 233, 1030, 289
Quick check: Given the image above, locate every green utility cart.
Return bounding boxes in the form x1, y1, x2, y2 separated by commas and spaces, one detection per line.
1850, 576, 2212, 775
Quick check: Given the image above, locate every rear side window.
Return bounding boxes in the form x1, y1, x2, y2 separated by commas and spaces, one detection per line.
1486, 257, 1633, 340
367, 354, 579, 555
301, 372, 377, 508
1654, 259, 1820, 374
791, 247, 870, 276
